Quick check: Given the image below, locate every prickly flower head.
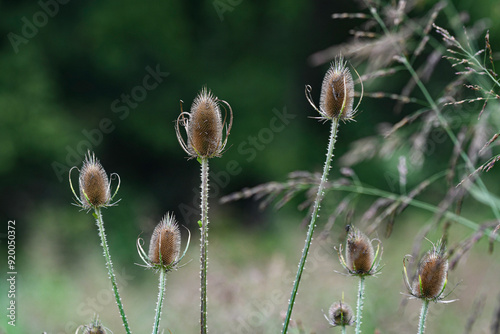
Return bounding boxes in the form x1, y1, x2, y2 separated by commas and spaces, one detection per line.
306, 56, 361, 121
176, 87, 233, 159
75, 315, 109, 334
137, 213, 190, 273
69, 151, 120, 211
148, 214, 182, 267
325, 301, 354, 327
338, 225, 382, 276
403, 241, 453, 302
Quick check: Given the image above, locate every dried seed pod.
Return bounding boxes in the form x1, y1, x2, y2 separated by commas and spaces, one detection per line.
319, 57, 355, 120
76, 315, 108, 334
345, 226, 374, 275
78, 152, 111, 209
327, 301, 354, 327
188, 88, 223, 157
176, 87, 233, 159
413, 249, 448, 300
148, 214, 181, 267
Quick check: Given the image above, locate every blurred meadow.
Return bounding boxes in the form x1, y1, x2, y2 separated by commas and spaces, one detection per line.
1, 0, 500, 333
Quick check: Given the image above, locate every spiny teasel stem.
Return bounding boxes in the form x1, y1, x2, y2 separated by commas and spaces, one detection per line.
355, 276, 366, 334
418, 299, 430, 334
200, 158, 209, 334
282, 117, 340, 333
93, 207, 132, 334
152, 270, 167, 334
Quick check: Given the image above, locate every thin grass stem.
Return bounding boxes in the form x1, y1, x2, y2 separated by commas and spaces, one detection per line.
282, 117, 340, 333
93, 207, 131, 334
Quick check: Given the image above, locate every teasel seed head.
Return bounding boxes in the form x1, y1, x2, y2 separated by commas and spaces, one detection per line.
306, 56, 362, 121
137, 213, 190, 272
69, 151, 120, 211
176, 87, 233, 159
338, 225, 382, 276
325, 301, 355, 327
75, 315, 109, 334
403, 241, 454, 302
148, 213, 181, 267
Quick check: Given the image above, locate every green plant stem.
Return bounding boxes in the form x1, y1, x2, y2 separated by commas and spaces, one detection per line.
93, 207, 131, 334
355, 276, 365, 334
418, 300, 430, 334
200, 158, 209, 334
282, 117, 340, 334
341, 326, 347, 334
152, 270, 167, 334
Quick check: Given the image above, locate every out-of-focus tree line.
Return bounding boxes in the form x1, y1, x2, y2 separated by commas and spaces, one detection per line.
1, 0, 499, 234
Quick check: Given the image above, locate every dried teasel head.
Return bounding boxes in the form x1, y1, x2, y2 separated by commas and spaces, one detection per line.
176, 87, 233, 159
75, 315, 109, 334
306, 56, 362, 121
69, 151, 120, 211
325, 301, 355, 327
338, 225, 382, 276
403, 241, 456, 303
148, 214, 181, 267
137, 213, 190, 272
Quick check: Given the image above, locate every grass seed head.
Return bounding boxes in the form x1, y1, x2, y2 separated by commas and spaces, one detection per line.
345, 226, 375, 275
320, 57, 355, 120
78, 152, 111, 209
148, 214, 181, 267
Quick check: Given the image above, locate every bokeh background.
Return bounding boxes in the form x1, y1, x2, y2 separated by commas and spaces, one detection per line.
1, 0, 500, 333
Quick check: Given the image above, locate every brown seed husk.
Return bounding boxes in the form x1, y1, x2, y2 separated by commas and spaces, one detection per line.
346, 227, 374, 274
148, 215, 181, 267
328, 301, 354, 327
187, 88, 223, 158
413, 251, 448, 299
320, 58, 355, 120
79, 153, 110, 209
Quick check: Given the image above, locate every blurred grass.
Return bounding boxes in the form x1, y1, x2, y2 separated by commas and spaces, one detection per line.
1, 203, 499, 333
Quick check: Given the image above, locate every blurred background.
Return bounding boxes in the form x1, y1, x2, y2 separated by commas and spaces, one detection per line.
1, 0, 500, 333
